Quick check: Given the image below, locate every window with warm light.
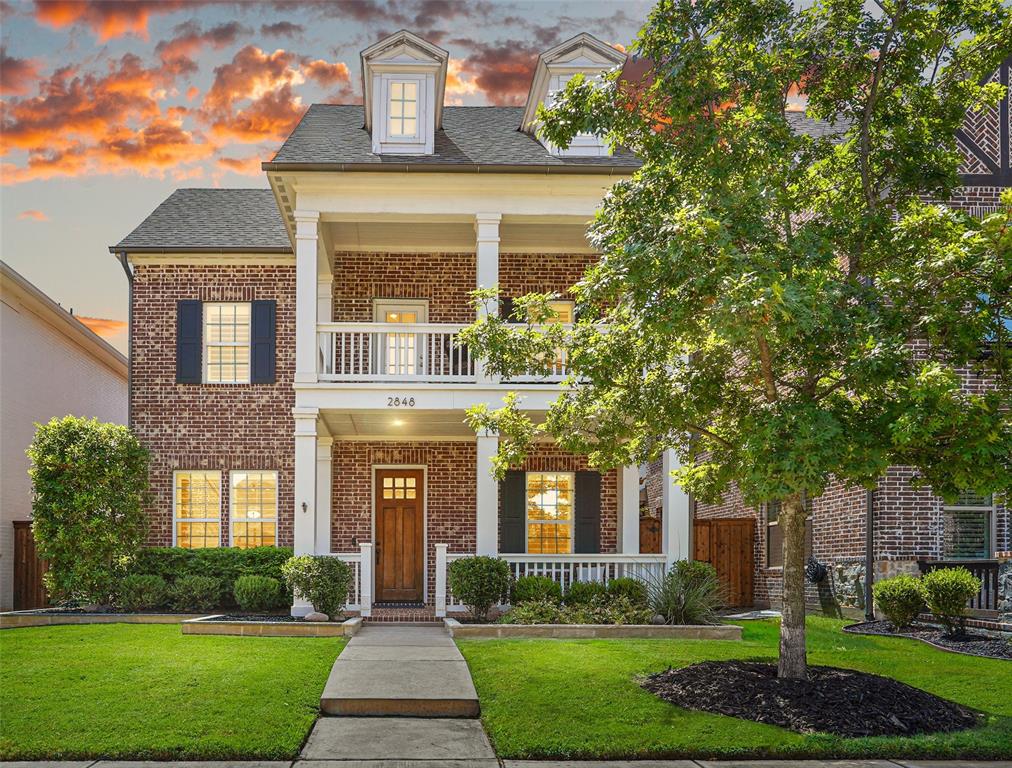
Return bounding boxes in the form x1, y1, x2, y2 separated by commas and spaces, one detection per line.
230, 470, 278, 548
382, 474, 417, 500
526, 472, 574, 553
205, 302, 250, 383
387, 81, 418, 139
174, 470, 221, 548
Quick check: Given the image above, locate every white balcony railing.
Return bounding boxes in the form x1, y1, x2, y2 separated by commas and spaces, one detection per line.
435, 546, 667, 616
330, 543, 372, 616
317, 322, 571, 384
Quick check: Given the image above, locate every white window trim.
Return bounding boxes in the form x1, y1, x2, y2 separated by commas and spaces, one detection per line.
524, 470, 576, 555
172, 470, 222, 548
378, 74, 427, 147
228, 469, 279, 548
941, 494, 996, 559
203, 301, 251, 384
373, 299, 429, 377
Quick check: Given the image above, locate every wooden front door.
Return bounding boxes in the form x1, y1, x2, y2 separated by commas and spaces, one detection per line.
13, 521, 48, 610
694, 518, 754, 608
375, 469, 424, 602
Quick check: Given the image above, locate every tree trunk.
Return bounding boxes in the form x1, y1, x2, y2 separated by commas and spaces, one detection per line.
778, 493, 808, 679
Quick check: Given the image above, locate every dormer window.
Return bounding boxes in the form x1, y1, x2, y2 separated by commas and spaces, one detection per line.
361, 31, 448, 156
387, 80, 419, 139
521, 33, 627, 159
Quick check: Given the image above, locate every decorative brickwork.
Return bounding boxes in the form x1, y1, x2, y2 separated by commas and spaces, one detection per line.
130, 262, 296, 547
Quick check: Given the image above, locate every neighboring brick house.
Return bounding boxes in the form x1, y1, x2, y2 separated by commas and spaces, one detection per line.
111, 32, 697, 617
685, 56, 1011, 618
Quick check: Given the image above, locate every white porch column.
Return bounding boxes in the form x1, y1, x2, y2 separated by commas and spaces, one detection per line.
662, 448, 691, 568
475, 432, 499, 555
617, 465, 641, 554
475, 212, 501, 384
315, 436, 333, 555
295, 209, 320, 384
358, 542, 373, 617
292, 407, 319, 617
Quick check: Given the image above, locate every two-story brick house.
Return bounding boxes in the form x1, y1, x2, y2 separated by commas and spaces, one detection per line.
112, 31, 695, 617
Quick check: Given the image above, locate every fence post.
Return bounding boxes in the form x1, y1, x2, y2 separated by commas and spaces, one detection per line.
435, 543, 448, 618
359, 542, 373, 617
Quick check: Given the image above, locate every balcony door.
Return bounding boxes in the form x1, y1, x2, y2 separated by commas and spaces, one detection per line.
374, 299, 427, 378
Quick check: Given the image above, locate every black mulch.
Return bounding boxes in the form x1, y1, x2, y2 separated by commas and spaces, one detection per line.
845, 620, 1012, 661
642, 660, 980, 737
202, 614, 345, 623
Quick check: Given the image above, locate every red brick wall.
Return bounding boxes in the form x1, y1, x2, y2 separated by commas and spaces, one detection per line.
130, 262, 296, 547
500, 252, 598, 298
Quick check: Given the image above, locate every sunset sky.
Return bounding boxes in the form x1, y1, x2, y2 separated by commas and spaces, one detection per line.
1, 0, 650, 352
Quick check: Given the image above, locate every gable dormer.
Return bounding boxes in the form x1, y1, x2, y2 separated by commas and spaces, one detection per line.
521, 33, 627, 158
361, 30, 448, 156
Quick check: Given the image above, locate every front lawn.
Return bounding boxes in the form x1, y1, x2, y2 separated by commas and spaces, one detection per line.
0, 624, 343, 760
457, 616, 1012, 760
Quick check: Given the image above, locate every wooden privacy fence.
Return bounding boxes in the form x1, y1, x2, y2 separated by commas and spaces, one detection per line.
693, 518, 754, 608
13, 521, 48, 610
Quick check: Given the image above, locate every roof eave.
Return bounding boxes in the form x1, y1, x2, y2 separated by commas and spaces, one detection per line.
108, 245, 293, 254
261, 161, 640, 174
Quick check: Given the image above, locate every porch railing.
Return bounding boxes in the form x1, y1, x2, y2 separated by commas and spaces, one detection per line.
918, 559, 999, 612
317, 322, 571, 383
330, 542, 373, 616
435, 545, 667, 617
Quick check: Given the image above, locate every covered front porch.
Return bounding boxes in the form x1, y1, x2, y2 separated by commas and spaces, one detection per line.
290, 407, 691, 617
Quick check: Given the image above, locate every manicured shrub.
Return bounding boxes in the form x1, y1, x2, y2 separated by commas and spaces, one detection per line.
872, 574, 925, 629
498, 598, 563, 624
921, 567, 982, 636
647, 560, 723, 625
171, 575, 222, 613
280, 555, 352, 618
512, 575, 562, 605
233, 575, 282, 613
564, 580, 607, 605
128, 546, 293, 605
27, 416, 150, 605
606, 577, 648, 607
498, 595, 653, 625
117, 574, 169, 612
447, 556, 511, 621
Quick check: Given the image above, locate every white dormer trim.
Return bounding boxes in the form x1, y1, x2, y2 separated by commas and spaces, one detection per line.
521, 33, 627, 158
361, 30, 448, 156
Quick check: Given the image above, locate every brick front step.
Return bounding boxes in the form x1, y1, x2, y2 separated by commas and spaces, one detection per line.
366, 605, 440, 624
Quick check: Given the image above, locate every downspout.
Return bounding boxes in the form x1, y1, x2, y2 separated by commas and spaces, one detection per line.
864, 488, 875, 621
116, 251, 133, 428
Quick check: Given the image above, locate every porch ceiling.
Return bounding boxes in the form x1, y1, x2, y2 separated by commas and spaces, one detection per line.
320, 216, 593, 253
320, 408, 549, 440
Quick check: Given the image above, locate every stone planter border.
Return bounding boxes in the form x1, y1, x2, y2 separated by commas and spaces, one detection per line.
0, 610, 203, 629
181, 615, 362, 637
444, 617, 742, 640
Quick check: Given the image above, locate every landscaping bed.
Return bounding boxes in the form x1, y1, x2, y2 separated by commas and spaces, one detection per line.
182, 615, 360, 637
844, 619, 1012, 660
642, 660, 979, 737
0, 609, 202, 629
446, 616, 741, 639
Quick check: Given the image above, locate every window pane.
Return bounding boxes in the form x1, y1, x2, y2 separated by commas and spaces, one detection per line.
767, 522, 783, 568
401, 117, 416, 136
175, 471, 221, 523
944, 509, 990, 558
402, 82, 417, 100
177, 522, 220, 549
204, 302, 251, 383
526, 472, 575, 552
230, 471, 278, 547
391, 82, 403, 99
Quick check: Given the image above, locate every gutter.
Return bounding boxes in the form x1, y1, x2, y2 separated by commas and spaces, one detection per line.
865, 488, 875, 621
107, 246, 292, 254
116, 251, 133, 429
260, 161, 640, 175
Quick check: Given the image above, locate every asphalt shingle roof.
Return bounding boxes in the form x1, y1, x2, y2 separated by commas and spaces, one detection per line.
265, 105, 642, 170
110, 189, 290, 253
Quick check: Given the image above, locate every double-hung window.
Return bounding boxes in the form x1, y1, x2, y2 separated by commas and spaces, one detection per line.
766, 500, 812, 568
526, 471, 574, 554
174, 470, 221, 548
230, 470, 278, 548
205, 302, 250, 383
943, 492, 994, 559
387, 80, 419, 139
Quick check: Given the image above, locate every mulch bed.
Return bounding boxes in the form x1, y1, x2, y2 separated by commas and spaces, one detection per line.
201, 614, 346, 623
642, 660, 980, 737
845, 620, 1012, 661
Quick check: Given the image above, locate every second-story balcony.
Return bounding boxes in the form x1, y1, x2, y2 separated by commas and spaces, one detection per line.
317, 321, 570, 384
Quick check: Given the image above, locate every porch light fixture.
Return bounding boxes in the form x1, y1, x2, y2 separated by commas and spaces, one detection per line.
301, 502, 308, 514
391, 418, 405, 427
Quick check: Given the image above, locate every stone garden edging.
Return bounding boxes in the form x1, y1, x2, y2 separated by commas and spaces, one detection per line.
0, 610, 204, 629
443, 617, 742, 639
181, 615, 362, 637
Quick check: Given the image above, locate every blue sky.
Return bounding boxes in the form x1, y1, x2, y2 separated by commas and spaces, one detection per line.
1, 0, 650, 351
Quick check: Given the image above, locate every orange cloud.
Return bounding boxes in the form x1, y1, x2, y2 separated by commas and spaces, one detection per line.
32, 0, 198, 42
455, 40, 541, 105
77, 316, 128, 339
18, 209, 48, 221
216, 153, 263, 175
0, 48, 41, 96
303, 59, 350, 87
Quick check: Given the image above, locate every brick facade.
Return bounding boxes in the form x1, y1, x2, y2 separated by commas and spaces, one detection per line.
130, 262, 296, 547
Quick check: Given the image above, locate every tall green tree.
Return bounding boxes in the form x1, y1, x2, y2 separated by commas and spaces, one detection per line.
461, 0, 1011, 679
28, 416, 150, 605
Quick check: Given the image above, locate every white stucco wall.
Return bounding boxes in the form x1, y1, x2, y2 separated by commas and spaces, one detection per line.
1, 271, 127, 610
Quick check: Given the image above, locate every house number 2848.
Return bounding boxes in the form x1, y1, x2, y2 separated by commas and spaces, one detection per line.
387, 396, 415, 407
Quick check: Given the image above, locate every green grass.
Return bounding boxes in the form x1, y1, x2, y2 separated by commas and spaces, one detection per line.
457, 616, 1012, 760
0, 624, 344, 760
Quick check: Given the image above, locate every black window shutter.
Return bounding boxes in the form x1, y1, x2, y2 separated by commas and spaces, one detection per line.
499, 470, 525, 553
499, 296, 516, 322
176, 300, 202, 384
250, 300, 276, 384
574, 470, 601, 553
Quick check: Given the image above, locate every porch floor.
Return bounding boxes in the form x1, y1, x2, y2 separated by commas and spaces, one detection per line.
366, 603, 440, 624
